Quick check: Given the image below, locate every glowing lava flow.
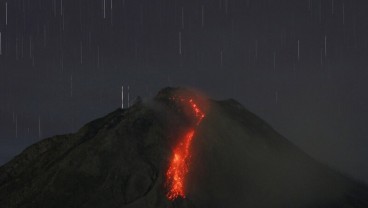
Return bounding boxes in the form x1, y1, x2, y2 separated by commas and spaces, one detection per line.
166, 97, 205, 201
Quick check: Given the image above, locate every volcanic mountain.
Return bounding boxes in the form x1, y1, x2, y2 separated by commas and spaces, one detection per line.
0, 87, 367, 208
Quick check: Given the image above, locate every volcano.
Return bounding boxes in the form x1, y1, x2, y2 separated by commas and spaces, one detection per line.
0, 87, 367, 208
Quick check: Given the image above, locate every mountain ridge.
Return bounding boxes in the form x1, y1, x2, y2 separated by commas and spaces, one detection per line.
0, 87, 367, 208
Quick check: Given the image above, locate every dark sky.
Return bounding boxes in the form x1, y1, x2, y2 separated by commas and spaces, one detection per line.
0, 0, 367, 183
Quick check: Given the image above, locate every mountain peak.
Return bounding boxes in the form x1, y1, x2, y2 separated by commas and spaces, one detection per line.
1, 87, 367, 208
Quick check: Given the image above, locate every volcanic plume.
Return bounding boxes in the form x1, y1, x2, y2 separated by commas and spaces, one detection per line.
0, 87, 367, 208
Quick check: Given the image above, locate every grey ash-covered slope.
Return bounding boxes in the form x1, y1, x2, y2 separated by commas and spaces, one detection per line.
0, 87, 367, 208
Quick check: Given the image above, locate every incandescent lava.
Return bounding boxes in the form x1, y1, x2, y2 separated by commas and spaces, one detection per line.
165, 96, 205, 201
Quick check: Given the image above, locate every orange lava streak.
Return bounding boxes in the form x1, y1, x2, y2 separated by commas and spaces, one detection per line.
166, 97, 205, 201
166, 129, 195, 200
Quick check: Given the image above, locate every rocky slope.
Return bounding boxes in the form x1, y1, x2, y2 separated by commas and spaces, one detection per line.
0, 87, 367, 208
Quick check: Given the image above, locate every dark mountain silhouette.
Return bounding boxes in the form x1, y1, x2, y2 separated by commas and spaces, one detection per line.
0, 87, 367, 208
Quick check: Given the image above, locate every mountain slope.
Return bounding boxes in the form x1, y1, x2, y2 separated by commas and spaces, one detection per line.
0, 87, 367, 208
188, 99, 368, 207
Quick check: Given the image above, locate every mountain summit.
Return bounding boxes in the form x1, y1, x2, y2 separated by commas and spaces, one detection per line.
1, 87, 367, 208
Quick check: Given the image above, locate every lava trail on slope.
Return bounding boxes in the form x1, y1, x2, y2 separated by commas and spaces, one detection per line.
165, 96, 205, 201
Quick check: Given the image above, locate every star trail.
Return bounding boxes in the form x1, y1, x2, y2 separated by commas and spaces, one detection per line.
0, 0, 367, 183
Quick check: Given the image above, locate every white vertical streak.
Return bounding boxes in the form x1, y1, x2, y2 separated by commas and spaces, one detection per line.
127, 85, 130, 107
220, 50, 223, 67
5, 2, 8, 25
140, 5, 143, 25
319, 1, 322, 23
103, 0, 106, 19
80, 42, 83, 64
201, 5, 205, 27
61, 54, 64, 71
43, 25, 47, 47
61, 0, 63, 16
297, 40, 300, 61
30, 36, 32, 58
273, 51, 276, 71
332, 0, 334, 15
179, 32, 182, 55
62, 14, 65, 31
70, 74, 73, 97
38, 116, 41, 139
15, 115, 18, 138
21, 36, 24, 58
181, 7, 184, 29
122, 85, 124, 109
225, 0, 228, 14
342, 3, 345, 25
134, 44, 138, 59
320, 48, 323, 65
324, 35, 327, 57
15, 37, 18, 59
255, 40, 258, 60
110, 0, 113, 25
88, 32, 91, 49
98, 47, 100, 65
97, 46, 100, 68
53, 0, 56, 16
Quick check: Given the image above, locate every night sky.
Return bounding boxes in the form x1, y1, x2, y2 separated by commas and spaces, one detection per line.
0, 0, 367, 183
